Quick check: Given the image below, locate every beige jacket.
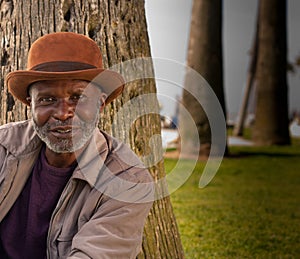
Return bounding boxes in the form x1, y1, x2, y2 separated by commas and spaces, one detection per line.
0, 120, 153, 259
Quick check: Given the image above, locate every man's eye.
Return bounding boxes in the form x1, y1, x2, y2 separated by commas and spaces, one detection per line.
38, 97, 56, 104
71, 94, 88, 103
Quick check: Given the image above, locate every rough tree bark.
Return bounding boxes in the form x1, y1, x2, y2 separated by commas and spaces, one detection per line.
0, 0, 184, 258
253, 0, 290, 145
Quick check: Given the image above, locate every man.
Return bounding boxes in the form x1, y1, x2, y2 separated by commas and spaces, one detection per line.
0, 32, 153, 258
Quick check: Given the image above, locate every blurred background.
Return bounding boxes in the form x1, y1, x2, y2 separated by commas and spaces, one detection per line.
145, 0, 300, 124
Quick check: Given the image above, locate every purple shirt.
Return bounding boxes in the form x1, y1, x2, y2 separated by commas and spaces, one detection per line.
0, 146, 75, 258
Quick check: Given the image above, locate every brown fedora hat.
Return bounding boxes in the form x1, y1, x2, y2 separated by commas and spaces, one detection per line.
6, 32, 124, 105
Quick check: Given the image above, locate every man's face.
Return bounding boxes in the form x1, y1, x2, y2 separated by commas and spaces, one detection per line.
29, 79, 106, 153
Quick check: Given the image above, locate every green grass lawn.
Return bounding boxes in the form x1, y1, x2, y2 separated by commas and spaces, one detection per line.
166, 142, 300, 259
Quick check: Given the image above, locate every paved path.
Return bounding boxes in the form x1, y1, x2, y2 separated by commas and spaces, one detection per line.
227, 136, 253, 146
161, 129, 254, 148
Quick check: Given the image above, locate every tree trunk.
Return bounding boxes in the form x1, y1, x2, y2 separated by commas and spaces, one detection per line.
253, 0, 290, 145
0, 0, 184, 258
180, 0, 227, 157
233, 5, 259, 137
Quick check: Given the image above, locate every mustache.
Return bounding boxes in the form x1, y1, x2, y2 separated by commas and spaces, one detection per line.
45, 119, 84, 129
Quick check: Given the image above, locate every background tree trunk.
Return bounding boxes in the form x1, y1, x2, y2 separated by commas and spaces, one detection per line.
233, 4, 259, 137
180, 0, 227, 157
0, 0, 184, 258
253, 0, 290, 145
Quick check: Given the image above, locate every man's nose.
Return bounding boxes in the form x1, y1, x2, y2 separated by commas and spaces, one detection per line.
53, 99, 75, 121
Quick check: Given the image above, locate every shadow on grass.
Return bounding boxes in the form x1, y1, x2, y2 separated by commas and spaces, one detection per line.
227, 144, 300, 159
227, 151, 300, 158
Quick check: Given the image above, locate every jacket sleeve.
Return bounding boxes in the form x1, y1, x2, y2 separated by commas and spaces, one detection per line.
67, 194, 153, 259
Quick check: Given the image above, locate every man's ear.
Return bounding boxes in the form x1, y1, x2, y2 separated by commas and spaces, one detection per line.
99, 93, 107, 112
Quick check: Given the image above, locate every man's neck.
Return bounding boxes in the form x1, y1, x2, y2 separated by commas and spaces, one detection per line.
44, 146, 83, 168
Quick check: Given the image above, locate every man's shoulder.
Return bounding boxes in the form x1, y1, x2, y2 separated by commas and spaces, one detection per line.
100, 130, 152, 183
0, 120, 32, 131
0, 120, 40, 155
94, 131, 154, 204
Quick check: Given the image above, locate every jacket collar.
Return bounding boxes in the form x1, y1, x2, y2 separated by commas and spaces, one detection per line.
72, 129, 109, 187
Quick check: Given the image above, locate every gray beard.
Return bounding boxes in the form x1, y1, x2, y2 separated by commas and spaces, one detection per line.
33, 114, 99, 154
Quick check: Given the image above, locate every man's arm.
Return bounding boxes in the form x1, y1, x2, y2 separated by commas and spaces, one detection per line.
68, 195, 153, 259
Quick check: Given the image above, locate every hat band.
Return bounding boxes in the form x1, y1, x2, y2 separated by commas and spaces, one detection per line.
30, 61, 97, 72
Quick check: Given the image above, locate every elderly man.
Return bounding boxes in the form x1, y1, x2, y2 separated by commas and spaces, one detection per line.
0, 32, 153, 258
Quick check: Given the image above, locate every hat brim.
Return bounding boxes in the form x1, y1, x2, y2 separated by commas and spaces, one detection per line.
6, 68, 125, 106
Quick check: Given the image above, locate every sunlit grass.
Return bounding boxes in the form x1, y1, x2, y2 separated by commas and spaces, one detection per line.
166, 141, 300, 258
